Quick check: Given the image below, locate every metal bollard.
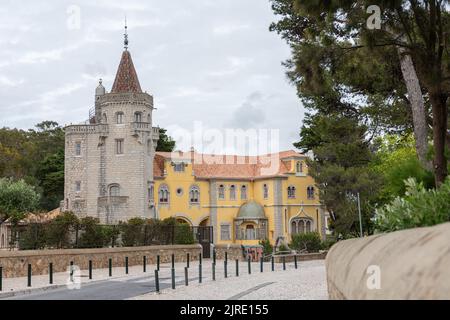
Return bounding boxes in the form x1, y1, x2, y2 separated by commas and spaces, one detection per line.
225, 252, 228, 264
294, 255, 298, 269
157, 255, 160, 271
171, 254, 175, 269
125, 257, 129, 274
187, 253, 190, 268
224, 260, 228, 278
27, 264, 32, 287
143, 256, 147, 273
283, 256, 286, 270
235, 259, 239, 277
212, 263, 216, 281
271, 256, 274, 271
260, 256, 263, 273
154, 269, 160, 293
49, 263, 53, 284
70, 261, 74, 282
185, 267, 189, 286
213, 249, 216, 265
171, 267, 176, 289
89, 260, 93, 279
0, 266, 2, 291
109, 258, 112, 277
199, 253, 202, 265
199, 263, 202, 283
248, 256, 251, 275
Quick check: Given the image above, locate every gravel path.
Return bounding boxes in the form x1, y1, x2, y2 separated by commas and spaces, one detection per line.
130, 260, 328, 300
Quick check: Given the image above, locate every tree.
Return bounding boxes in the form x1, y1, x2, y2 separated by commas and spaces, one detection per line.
270, 0, 449, 185
296, 114, 382, 236
156, 128, 176, 152
0, 178, 40, 224
46, 211, 79, 248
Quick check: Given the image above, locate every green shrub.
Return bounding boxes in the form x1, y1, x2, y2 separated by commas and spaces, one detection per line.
120, 217, 146, 247
259, 239, 273, 256
373, 178, 450, 232
321, 235, 337, 250
78, 217, 106, 248
174, 223, 195, 244
19, 223, 48, 250
276, 243, 290, 254
46, 211, 79, 248
290, 232, 322, 253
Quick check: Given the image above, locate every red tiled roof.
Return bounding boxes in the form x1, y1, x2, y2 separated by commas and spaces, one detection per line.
153, 150, 306, 180
111, 50, 142, 93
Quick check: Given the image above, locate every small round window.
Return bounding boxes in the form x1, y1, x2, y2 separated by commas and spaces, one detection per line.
176, 188, 183, 196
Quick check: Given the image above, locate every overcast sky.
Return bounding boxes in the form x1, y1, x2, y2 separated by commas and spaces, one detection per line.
0, 0, 305, 154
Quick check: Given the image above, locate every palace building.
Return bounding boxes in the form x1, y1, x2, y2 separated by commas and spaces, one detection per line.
63, 29, 327, 247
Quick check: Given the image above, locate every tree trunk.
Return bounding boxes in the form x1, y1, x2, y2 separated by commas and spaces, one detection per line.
397, 46, 432, 171
429, 92, 448, 186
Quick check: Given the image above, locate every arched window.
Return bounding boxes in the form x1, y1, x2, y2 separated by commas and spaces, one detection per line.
307, 186, 315, 199
218, 184, 225, 200
287, 186, 296, 199
246, 224, 256, 240
229, 185, 236, 200
116, 112, 124, 124
159, 185, 169, 203
109, 184, 120, 197
134, 112, 142, 122
263, 184, 268, 199
102, 113, 107, 123
291, 218, 313, 235
296, 161, 303, 173
241, 185, 247, 200
189, 185, 200, 203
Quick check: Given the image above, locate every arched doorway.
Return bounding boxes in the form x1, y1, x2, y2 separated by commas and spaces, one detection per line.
199, 217, 209, 227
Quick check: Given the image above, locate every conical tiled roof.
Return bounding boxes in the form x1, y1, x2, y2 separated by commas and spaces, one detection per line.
111, 50, 142, 93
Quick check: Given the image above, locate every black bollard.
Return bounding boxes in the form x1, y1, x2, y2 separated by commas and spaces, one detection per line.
271, 256, 274, 272
109, 258, 112, 277
171, 254, 175, 269
187, 253, 190, 268
125, 257, 129, 274
225, 252, 228, 264
49, 263, 53, 284
70, 261, 74, 282
213, 248, 216, 265
88, 260, 93, 280
154, 269, 160, 293
171, 267, 176, 289
199, 263, 202, 283
0, 266, 2, 291
157, 255, 160, 271
27, 264, 32, 287
212, 263, 216, 281
283, 256, 286, 270
224, 260, 228, 278
143, 256, 147, 273
260, 256, 263, 273
185, 267, 189, 286
199, 253, 202, 265
248, 256, 251, 275
235, 259, 239, 277
294, 255, 298, 269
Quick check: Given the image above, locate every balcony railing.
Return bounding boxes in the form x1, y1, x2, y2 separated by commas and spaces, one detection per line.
235, 228, 267, 240
65, 124, 109, 136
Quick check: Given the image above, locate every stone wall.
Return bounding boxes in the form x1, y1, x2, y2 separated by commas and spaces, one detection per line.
326, 222, 450, 299
0, 244, 202, 278
214, 244, 243, 260
273, 252, 327, 263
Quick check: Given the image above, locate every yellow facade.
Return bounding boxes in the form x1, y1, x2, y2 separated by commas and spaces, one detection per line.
153, 151, 325, 246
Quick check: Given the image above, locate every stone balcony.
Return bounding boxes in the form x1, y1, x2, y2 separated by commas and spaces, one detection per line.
65, 124, 109, 137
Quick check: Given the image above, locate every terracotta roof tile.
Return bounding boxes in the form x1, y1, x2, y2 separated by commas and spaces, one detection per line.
111, 50, 142, 93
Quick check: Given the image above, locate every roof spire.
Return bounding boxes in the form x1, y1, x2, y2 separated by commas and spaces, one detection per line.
124, 16, 129, 50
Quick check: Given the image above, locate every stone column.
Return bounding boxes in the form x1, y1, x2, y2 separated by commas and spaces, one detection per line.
273, 178, 283, 241
209, 180, 218, 244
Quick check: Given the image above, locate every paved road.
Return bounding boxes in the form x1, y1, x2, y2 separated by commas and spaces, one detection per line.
4, 273, 189, 300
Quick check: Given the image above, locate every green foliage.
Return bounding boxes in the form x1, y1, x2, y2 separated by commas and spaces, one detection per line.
156, 128, 176, 152
46, 211, 79, 249
373, 178, 450, 233
276, 243, 290, 254
18, 223, 48, 250
0, 178, 40, 224
174, 223, 195, 244
78, 217, 107, 248
290, 232, 322, 253
259, 239, 273, 256
120, 217, 146, 247
321, 236, 337, 251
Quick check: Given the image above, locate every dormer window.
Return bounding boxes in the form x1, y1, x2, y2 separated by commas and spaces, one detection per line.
296, 161, 303, 173
174, 163, 185, 172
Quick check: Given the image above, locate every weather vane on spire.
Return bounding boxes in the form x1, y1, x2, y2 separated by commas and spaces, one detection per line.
124, 16, 129, 50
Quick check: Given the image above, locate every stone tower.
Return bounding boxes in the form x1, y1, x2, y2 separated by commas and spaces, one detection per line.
64, 37, 159, 223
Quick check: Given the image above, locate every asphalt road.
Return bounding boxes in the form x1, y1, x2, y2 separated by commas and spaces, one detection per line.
3, 274, 192, 300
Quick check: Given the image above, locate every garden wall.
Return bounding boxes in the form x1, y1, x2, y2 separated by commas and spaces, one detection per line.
214, 244, 243, 260
326, 222, 450, 299
0, 244, 202, 278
